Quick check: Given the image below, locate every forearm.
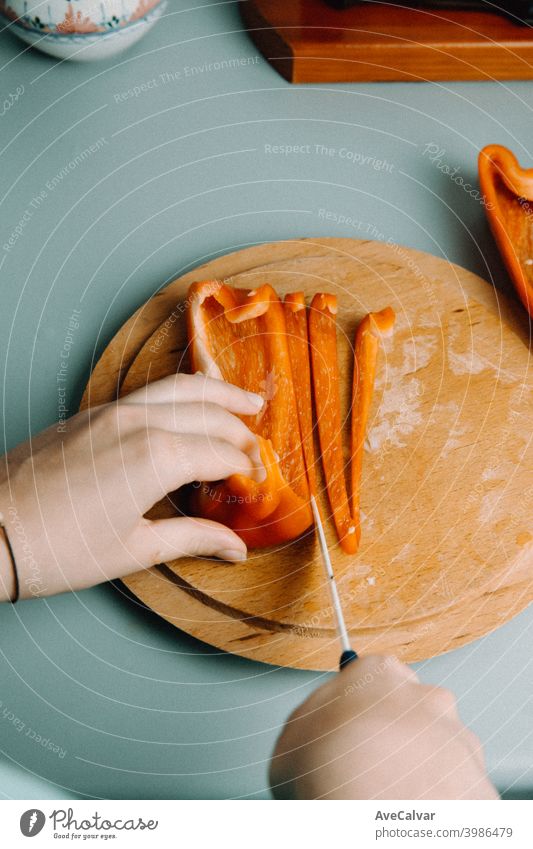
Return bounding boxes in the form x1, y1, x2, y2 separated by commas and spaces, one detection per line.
0, 440, 125, 601
0, 475, 102, 600
0, 510, 16, 602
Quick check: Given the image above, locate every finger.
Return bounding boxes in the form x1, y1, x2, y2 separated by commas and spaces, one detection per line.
462, 728, 487, 771
130, 431, 257, 491
126, 402, 259, 455
123, 373, 264, 415
132, 516, 247, 564
382, 655, 420, 684
418, 685, 459, 719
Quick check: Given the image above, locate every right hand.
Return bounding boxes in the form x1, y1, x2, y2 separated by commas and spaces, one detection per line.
270, 655, 499, 800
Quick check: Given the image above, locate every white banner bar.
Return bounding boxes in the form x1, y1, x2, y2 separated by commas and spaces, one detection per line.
1, 799, 532, 848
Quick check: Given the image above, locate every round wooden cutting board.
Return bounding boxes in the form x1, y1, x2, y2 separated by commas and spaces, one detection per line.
81, 238, 533, 670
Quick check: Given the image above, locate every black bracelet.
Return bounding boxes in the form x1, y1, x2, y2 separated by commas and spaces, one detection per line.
0, 517, 19, 603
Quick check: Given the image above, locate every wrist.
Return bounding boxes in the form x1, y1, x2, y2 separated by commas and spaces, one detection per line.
0, 475, 45, 601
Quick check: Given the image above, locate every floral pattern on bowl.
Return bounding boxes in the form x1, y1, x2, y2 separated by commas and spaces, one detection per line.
0, 0, 166, 60
0, 0, 161, 35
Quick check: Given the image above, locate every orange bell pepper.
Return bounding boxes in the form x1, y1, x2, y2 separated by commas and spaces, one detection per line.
308, 293, 358, 554
187, 280, 394, 554
309, 295, 395, 554
479, 144, 533, 318
187, 280, 312, 547
191, 436, 314, 548
351, 308, 396, 540
283, 292, 318, 495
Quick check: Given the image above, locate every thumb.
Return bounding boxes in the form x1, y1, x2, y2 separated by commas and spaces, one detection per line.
134, 516, 247, 564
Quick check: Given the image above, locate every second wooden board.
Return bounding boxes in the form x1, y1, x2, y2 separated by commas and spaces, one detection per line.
82, 238, 533, 669
241, 0, 533, 84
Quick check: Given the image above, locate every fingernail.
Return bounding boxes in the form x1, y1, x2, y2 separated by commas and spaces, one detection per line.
247, 391, 264, 409
219, 548, 247, 563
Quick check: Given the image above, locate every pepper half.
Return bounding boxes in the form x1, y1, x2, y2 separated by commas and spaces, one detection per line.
479, 144, 533, 318
187, 280, 312, 547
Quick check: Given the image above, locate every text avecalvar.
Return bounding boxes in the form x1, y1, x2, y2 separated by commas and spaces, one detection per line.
375, 811, 436, 821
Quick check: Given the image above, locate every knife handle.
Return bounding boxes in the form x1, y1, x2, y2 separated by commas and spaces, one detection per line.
339, 649, 358, 669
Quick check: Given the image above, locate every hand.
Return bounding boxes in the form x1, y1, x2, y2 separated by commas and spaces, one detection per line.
270, 655, 498, 800
0, 373, 264, 600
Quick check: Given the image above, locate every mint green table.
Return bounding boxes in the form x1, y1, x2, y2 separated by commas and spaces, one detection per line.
1, 0, 532, 800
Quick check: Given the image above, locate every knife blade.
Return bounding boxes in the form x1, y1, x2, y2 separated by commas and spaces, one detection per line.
310, 495, 358, 669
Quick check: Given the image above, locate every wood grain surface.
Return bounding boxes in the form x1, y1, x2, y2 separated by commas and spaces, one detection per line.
240, 0, 533, 84
81, 238, 533, 670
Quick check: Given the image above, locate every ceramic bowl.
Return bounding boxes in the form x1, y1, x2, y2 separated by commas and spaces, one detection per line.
0, 0, 166, 61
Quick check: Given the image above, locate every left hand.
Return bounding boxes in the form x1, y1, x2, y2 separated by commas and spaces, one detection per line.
0, 373, 264, 600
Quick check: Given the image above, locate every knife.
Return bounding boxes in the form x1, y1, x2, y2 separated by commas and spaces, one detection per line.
310, 495, 358, 670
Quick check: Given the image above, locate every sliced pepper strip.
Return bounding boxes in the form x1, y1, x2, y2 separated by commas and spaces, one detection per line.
478, 144, 533, 318
309, 293, 358, 555
351, 308, 396, 539
187, 280, 311, 548
283, 292, 318, 496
